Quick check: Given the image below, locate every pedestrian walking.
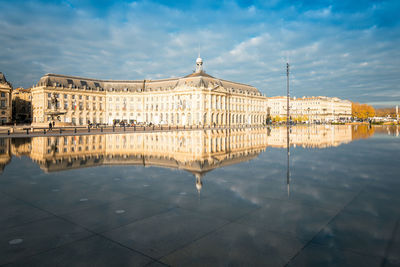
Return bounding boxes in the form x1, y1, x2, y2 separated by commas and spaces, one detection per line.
49, 122, 52, 130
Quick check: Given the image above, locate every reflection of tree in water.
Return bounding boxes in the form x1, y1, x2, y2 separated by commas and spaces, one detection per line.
373, 125, 399, 136
352, 125, 375, 140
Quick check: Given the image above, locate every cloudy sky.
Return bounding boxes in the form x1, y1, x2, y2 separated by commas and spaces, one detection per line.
0, 0, 399, 107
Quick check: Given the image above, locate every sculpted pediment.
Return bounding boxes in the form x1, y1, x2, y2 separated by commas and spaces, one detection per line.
211, 86, 229, 94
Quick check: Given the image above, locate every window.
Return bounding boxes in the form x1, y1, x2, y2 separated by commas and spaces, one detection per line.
64, 102, 68, 109
86, 96, 89, 100
64, 94, 68, 99
79, 95, 82, 100
47, 93, 51, 98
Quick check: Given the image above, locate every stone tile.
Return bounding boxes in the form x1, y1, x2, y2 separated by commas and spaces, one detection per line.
382, 259, 400, 267
264, 185, 358, 212
144, 260, 169, 267
236, 198, 337, 241
160, 222, 304, 266
287, 243, 383, 267
0, 194, 51, 229
103, 208, 228, 259
178, 195, 259, 221
28, 185, 131, 215
343, 190, 400, 220
144, 191, 259, 222
311, 211, 397, 258
60, 196, 173, 233
2, 178, 89, 203
384, 219, 400, 263
0, 217, 92, 265
7, 235, 153, 267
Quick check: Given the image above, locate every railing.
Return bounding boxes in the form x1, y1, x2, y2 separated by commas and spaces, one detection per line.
0, 124, 268, 137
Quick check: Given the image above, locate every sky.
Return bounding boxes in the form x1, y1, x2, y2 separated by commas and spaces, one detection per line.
0, 0, 399, 107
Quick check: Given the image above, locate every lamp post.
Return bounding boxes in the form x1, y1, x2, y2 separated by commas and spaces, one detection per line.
286, 62, 290, 197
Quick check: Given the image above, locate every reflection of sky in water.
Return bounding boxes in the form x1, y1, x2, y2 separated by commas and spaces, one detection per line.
0, 125, 399, 265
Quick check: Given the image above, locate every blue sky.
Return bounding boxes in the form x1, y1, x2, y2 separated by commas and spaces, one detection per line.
0, 0, 399, 107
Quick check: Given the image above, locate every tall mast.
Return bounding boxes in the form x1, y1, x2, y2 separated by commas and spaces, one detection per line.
286, 62, 290, 125
286, 62, 290, 197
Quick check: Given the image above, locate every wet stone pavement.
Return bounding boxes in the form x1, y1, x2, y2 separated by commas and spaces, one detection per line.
0, 127, 399, 266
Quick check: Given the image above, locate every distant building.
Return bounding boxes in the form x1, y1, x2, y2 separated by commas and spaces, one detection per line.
0, 72, 13, 124
12, 88, 32, 123
31, 57, 268, 126
267, 96, 352, 122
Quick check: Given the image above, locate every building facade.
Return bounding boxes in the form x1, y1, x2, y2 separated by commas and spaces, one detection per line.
267, 96, 352, 122
0, 72, 13, 124
31, 58, 268, 126
12, 87, 32, 123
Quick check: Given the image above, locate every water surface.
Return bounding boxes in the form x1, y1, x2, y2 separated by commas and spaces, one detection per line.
1, 125, 399, 266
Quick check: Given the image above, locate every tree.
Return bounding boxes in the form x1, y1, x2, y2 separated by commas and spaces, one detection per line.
375, 107, 396, 117
352, 102, 375, 120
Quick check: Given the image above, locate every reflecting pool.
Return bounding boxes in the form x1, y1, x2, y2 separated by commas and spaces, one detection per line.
1, 125, 399, 266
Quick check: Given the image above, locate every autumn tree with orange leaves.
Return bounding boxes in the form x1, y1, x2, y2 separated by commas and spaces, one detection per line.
352, 102, 375, 120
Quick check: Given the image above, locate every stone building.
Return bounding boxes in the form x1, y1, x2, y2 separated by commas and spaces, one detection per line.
0, 72, 13, 124
31, 57, 268, 126
267, 96, 352, 122
12, 88, 32, 123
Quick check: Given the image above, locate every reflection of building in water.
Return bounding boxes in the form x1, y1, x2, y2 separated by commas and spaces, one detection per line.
0, 138, 11, 174
22, 128, 269, 191
1, 125, 376, 189
11, 138, 32, 157
28, 128, 268, 174
268, 125, 354, 148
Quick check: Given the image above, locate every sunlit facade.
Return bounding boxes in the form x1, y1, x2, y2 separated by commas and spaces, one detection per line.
31, 57, 268, 126
0, 72, 13, 124
12, 87, 32, 122
267, 96, 352, 122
